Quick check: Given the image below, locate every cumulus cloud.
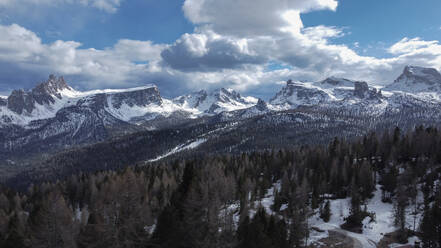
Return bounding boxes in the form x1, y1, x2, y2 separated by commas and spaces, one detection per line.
176, 0, 441, 89
1, 0, 441, 99
0, 23, 166, 91
183, 0, 337, 36
388, 37, 440, 55
161, 30, 267, 72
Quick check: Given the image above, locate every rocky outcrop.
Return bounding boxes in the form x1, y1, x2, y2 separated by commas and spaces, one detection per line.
354, 81, 369, 98
7, 90, 35, 114
174, 88, 257, 114
110, 86, 162, 109
255, 98, 268, 112
270, 79, 331, 107
395, 65, 441, 85
6, 75, 70, 114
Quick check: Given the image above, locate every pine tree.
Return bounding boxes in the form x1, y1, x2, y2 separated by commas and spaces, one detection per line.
2, 212, 28, 248
394, 183, 408, 243
320, 200, 331, 223
342, 181, 364, 233
31, 191, 77, 248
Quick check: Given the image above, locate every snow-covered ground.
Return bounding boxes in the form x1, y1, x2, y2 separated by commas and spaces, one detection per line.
309, 184, 423, 247
218, 180, 424, 247
226, 180, 423, 247
147, 138, 207, 162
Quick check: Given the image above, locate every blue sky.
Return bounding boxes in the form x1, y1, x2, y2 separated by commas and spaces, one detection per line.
302, 0, 441, 57
0, 0, 440, 98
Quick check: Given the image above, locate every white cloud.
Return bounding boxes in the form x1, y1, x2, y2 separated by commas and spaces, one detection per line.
177, 0, 441, 89
1, 0, 441, 99
0, 23, 166, 90
303, 25, 344, 42
388, 37, 440, 55
182, 0, 337, 37
161, 30, 267, 71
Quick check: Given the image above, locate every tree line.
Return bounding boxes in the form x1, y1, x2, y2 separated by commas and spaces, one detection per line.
0, 126, 440, 247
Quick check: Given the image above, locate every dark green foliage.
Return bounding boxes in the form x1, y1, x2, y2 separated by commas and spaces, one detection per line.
237, 208, 288, 248
320, 200, 331, 223
420, 190, 441, 247
0, 126, 439, 246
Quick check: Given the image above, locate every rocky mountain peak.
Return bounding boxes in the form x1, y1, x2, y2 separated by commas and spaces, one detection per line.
109, 86, 163, 109
38, 75, 71, 94
319, 77, 355, 88
214, 88, 244, 104
255, 98, 268, 111
5, 75, 73, 114
353, 81, 382, 100
395, 65, 441, 85
354, 81, 369, 98
0, 96, 6, 106
7, 89, 34, 114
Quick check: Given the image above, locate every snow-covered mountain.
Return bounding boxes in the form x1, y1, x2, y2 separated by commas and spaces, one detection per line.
173, 88, 258, 114
385, 65, 441, 93
269, 77, 383, 110
0, 76, 262, 158
2, 65, 441, 161
0, 76, 187, 126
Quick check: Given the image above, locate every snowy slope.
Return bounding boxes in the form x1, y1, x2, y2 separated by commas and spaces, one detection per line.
269, 78, 382, 111
308, 184, 423, 248
0, 77, 199, 127
0, 80, 77, 126
173, 88, 258, 114
4, 65, 441, 129
4, 66, 441, 160
385, 65, 441, 93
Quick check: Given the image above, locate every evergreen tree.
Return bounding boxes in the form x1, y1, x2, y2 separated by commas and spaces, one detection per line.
320, 200, 331, 223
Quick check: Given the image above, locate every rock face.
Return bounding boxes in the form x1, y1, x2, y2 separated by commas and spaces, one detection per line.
269, 79, 332, 108
110, 87, 162, 109
395, 65, 441, 86
319, 77, 355, 87
7, 75, 70, 114
76, 86, 162, 113
255, 98, 268, 112
4, 66, 441, 164
7, 90, 34, 114
0, 77, 173, 159
386, 66, 441, 92
354, 81, 369, 98
173, 88, 257, 114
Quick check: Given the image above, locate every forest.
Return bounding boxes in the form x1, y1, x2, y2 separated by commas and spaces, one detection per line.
0, 126, 440, 247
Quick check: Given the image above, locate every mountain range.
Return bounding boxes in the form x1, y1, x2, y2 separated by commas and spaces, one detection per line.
2, 65, 441, 181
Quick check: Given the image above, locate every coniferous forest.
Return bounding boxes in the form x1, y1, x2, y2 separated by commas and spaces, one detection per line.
0, 126, 440, 247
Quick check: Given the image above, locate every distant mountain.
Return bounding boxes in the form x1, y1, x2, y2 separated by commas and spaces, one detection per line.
173, 88, 257, 114
269, 77, 382, 110
2, 65, 441, 167
385, 65, 441, 92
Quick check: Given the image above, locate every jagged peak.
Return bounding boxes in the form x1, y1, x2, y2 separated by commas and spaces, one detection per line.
394, 65, 441, 85
255, 98, 268, 111
286, 79, 295, 85
34, 75, 72, 95
212, 87, 238, 95
320, 76, 354, 85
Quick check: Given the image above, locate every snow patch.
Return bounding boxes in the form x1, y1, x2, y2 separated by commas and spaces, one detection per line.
148, 138, 207, 162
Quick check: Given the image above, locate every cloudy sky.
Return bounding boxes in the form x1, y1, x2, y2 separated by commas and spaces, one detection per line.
0, 0, 440, 98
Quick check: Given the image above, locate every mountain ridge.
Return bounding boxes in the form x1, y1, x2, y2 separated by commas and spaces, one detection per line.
2, 65, 441, 164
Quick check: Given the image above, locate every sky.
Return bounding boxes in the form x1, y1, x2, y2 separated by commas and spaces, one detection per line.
0, 0, 440, 99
